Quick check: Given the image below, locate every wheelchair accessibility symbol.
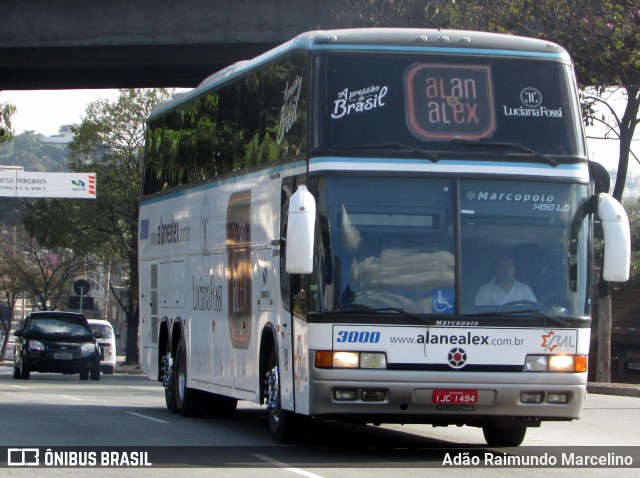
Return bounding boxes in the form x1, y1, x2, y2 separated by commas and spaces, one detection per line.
432, 289, 454, 314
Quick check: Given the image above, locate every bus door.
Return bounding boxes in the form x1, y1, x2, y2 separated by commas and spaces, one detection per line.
279, 176, 310, 413
139, 260, 159, 378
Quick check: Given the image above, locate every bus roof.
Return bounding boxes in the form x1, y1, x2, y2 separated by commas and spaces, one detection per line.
149, 28, 570, 121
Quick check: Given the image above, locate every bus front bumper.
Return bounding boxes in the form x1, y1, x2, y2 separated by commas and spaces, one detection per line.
307, 369, 587, 425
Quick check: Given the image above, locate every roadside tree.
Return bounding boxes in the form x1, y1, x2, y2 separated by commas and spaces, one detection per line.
25, 89, 171, 364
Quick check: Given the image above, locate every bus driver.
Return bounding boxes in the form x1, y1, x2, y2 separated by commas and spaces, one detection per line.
474, 256, 537, 306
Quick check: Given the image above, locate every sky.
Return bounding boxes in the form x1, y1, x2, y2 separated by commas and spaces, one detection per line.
0, 88, 637, 173
0, 89, 120, 137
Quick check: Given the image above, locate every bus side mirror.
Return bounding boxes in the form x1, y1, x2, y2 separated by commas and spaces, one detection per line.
598, 192, 630, 282
286, 185, 316, 274
589, 161, 611, 195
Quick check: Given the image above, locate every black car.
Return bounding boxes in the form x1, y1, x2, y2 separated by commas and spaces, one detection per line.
13, 311, 102, 381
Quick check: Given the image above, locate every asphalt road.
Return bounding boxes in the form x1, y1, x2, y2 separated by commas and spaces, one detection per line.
1, 362, 639, 477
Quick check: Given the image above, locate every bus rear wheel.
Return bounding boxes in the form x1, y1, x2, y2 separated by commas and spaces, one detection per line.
174, 336, 205, 417
264, 348, 309, 443
162, 337, 177, 413
482, 425, 527, 447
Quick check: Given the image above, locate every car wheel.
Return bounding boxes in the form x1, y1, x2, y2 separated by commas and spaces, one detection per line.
79, 369, 89, 380
15, 355, 30, 380
90, 365, 101, 381
103, 366, 115, 375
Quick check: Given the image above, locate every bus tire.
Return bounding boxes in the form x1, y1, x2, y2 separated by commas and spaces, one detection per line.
174, 335, 205, 417
265, 348, 309, 444
482, 425, 527, 447
163, 337, 177, 413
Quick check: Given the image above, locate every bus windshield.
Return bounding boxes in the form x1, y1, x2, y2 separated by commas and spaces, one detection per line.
309, 175, 590, 317
315, 52, 584, 157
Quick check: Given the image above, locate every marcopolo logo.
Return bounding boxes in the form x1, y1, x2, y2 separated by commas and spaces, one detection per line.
465, 190, 555, 203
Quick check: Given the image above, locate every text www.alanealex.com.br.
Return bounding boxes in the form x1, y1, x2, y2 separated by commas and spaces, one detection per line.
388, 332, 524, 346
336, 329, 524, 346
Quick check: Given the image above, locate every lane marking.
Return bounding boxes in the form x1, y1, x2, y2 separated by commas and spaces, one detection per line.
9, 384, 30, 389
127, 411, 170, 424
59, 395, 83, 401
252, 454, 325, 478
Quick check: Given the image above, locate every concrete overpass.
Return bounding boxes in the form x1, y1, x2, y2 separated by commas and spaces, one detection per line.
0, 0, 345, 91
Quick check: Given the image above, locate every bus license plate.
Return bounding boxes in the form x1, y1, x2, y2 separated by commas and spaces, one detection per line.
432, 389, 478, 404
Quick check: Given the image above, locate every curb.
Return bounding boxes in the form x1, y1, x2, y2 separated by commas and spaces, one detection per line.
114, 364, 145, 375
587, 382, 640, 398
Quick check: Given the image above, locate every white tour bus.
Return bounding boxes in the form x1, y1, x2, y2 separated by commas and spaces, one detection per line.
138, 29, 630, 446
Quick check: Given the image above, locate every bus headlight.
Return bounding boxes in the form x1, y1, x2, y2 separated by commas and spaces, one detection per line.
524, 354, 587, 373
333, 351, 359, 368
360, 352, 387, 369
315, 351, 387, 369
549, 355, 576, 372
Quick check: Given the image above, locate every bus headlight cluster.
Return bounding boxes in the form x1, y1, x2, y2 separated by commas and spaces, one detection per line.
524, 354, 587, 372
315, 351, 387, 369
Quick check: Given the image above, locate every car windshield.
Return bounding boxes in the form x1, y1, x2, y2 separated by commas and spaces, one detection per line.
28, 316, 92, 336
90, 324, 114, 339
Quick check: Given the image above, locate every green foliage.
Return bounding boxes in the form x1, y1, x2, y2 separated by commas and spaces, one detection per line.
0, 102, 16, 143
0, 131, 69, 172
624, 199, 640, 288
337, 0, 640, 90
44, 88, 172, 269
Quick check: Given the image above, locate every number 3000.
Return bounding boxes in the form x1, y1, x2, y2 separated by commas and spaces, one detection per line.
336, 330, 381, 343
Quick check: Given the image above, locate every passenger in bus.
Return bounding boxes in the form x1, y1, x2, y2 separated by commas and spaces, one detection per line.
474, 256, 537, 306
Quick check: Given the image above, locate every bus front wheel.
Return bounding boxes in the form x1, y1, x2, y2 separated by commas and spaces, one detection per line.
482, 425, 527, 447
264, 348, 309, 443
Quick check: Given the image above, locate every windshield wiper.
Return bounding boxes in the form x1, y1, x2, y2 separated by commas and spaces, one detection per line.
467, 309, 570, 327
335, 305, 436, 325
328, 143, 442, 162
452, 139, 558, 167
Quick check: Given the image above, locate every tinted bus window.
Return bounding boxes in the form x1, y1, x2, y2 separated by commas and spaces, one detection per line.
316, 53, 584, 157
